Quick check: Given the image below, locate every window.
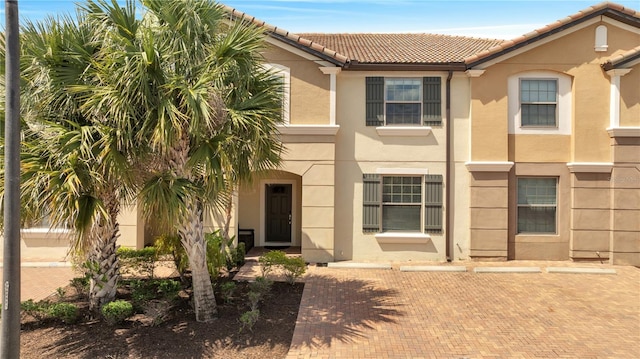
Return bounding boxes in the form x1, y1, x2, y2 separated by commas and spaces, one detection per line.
366, 77, 441, 126
507, 71, 571, 135
517, 178, 557, 234
363, 174, 443, 233
520, 79, 557, 127
382, 176, 422, 231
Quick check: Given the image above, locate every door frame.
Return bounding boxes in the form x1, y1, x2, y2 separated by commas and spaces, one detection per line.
260, 179, 298, 246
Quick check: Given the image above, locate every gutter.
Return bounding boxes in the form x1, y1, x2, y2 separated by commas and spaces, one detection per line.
344, 61, 467, 72
445, 70, 453, 262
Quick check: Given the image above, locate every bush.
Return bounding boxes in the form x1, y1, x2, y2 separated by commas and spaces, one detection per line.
282, 256, 306, 285
21, 299, 50, 321
258, 251, 306, 284
249, 276, 273, 297
239, 309, 260, 332
219, 281, 237, 304
258, 250, 287, 276
49, 303, 79, 324
118, 247, 158, 279
70, 276, 89, 296
156, 279, 181, 302
102, 300, 133, 326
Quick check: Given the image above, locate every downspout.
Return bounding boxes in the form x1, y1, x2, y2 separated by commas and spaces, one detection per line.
445, 70, 453, 262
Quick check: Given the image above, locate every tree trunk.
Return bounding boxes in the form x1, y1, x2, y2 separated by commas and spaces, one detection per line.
87, 221, 120, 311
178, 202, 218, 322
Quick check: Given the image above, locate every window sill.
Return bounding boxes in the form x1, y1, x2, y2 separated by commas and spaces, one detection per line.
277, 124, 340, 136
607, 127, 640, 138
375, 232, 431, 244
376, 126, 432, 137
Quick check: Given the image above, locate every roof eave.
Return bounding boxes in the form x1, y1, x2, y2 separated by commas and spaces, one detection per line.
602, 52, 640, 71
267, 32, 346, 66
345, 61, 467, 71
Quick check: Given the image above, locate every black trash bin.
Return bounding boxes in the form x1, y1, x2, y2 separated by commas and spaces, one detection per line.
238, 228, 254, 252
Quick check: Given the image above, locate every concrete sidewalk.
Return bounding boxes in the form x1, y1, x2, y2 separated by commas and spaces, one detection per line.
286, 262, 640, 358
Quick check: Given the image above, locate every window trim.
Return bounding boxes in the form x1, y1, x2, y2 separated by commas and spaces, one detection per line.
508, 71, 572, 135
516, 177, 558, 235
384, 78, 423, 126
519, 78, 559, 128
381, 175, 423, 233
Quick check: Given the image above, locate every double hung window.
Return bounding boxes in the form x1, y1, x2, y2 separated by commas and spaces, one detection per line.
363, 174, 443, 233
517, 177, 557, 234
520, 79, 558, 127
366, 77, 441, 126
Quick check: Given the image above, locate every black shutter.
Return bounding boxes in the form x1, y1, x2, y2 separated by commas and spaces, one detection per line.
363, 174, 381, 232
366, 77, 384, 126
424, 174, 443, 233
423, 77, 442, 125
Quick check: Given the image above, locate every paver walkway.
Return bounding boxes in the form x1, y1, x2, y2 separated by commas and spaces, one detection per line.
0, 264, 76, 303
286, 263, 640, 359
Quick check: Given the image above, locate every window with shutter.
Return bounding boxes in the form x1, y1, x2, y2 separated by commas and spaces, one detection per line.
365, 77, 441, 126
424, 175, 443, 233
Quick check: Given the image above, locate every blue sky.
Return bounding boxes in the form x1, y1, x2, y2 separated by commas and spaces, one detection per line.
2, 0, 639, 39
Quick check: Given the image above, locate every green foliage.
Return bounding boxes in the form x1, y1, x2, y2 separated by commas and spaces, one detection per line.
282, 256, 307, 285
249, 276, 273, 297
239, 309, 260, 332
128, 279, 182, 308
21, 299, 50, 321
101, 300, 133, 326
48, 303, 79, 324
258, 250, 287, 276
118, 247, 158, 279
56, 287, 66, 299
70, 276, 89, 296
154, 234, 189, 278
247, 291, 262, 311
258, 250, 307, 284
232, 242, 246, 268
205, 231, 227, 278
219, 281, 237, 304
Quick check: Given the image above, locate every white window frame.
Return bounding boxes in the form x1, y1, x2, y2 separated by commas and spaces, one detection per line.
519, 78, 558, 128
516, 177, 558, 235
263, 63, 290, 125
384, 78, 423, 126
508, 71, 572, 135
381, 175, 424, 233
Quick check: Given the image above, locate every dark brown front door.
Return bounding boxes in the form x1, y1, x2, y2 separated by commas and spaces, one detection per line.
265, 184, 292, 243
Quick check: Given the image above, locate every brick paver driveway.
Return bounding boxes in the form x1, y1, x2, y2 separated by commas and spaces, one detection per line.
287, 263, 640, 358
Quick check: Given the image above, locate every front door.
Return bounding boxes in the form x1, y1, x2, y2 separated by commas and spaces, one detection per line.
265, 184, 292, 244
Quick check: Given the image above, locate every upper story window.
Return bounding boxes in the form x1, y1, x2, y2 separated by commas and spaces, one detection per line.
520, 79, 558, 127
264, 63, 290, 124
508, 71, 572, 135
366, 76, 441, 127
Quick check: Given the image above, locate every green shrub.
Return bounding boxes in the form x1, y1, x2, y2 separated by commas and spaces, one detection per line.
156, 279, 181, 301
21, 299, 50, 321
233, 242, 246, 267
48, 303, 79, 324
249, 276, 273, 297
205, 231, 227, 278
282, 256, 307, 285
102, 300, 133, 326
239, 309, 260, 332
219, 281, 237, 304
247, 290, 262, 311
129, 279, 156, 307
70, 276, 89, 296
258, 250, 287, 276
118, 247, 158, 279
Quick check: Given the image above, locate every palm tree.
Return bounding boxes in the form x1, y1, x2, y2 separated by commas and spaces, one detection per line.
0, 13, 134, 310
84, 0, 284, 322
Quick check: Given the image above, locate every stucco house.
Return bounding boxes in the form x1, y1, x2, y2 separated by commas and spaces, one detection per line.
11, 2, 639, 266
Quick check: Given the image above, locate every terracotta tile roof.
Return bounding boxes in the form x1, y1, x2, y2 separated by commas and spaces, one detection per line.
602, 45, 640, 70
222, 5, 349, 65
465, 2, 639, 66
296, 33, 503, 64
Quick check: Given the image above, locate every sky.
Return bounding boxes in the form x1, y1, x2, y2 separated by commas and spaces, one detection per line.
1, 0, 639, 39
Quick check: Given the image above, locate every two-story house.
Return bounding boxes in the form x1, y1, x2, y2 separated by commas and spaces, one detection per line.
13, 2, 639, 267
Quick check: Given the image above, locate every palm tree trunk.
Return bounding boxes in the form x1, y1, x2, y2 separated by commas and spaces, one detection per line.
178, 202, 218, 322
87, 221, 120, 311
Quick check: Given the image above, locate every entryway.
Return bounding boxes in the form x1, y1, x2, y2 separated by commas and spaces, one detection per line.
265, 183, 293, 245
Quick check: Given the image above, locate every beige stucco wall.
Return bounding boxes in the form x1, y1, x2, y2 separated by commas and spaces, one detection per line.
469, 171, 509, 259
262, 44, 331, 125
333, 72, 471, 262
619, 64, 640, 127
471, 21, 640, 164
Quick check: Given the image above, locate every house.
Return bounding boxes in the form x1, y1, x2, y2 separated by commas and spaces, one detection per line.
11, 2, 639, 266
